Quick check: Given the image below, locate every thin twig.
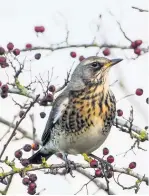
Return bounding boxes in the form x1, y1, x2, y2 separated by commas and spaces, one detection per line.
0, 95, 40, 159
132, 6, 149, 12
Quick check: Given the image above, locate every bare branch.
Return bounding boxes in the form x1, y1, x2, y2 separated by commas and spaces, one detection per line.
0, 95, 40, 159
19, 44, 146, 52
0, 116, 41, 144
132, 6, 149, 12
114, 118, 149, 141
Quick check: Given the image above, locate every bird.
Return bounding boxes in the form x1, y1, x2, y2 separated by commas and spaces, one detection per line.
28, 56, 123, 167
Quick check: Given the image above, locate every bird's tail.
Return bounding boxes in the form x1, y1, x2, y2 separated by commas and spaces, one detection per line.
28, 149, 53, 164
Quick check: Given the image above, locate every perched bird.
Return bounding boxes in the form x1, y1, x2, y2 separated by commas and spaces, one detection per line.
28, 56, 123, 165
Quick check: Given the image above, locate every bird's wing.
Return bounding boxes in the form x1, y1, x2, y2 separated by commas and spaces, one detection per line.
41, 95, 69, 146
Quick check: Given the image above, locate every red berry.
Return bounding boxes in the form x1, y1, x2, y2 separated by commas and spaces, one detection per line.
145, 126, 148, 130
19, 110, 25, 118
95, 169, 102, 177
131, 42, 137, 49
40, 112, 46, 118
23, 144, 32, 152
70, 52, 76, 58
48, 85, 56, 93
129, 162, 136, 169
107, 155, 114, 163
135, 40, 142, 47
1, 92, 8, 98
29, 182, 37, 190
46, 93, 53, 102
13, 48, 20, 56
0, 47, 5, 55
90, 159, 98, 168
34, 26, 40, 33
103, 147, 109, 155
39, 26, 45, 33
7, 42, 14, 51
1, 62, 9, 68
57, 152, 63, 158
31, 143, 39, 151
21, 159, 30, 167
26, 43, 32, 49
103, 48, 110, 56
117, 109, 123, 116
135, 88, 143, 96
106, 171, 113, 178
22, 177, 30, 185
134, 48, 141, 55
34, 53, 41, 60
34, 26, 45, 33
28, 188, 36, 195
0, 81, 2, 86
15, 150, 22, 159
79, 55, 85, 62
1, 84, 9, 92
29, 174, 37, 182
0, 57, 6, 63
146, 97, 149, 104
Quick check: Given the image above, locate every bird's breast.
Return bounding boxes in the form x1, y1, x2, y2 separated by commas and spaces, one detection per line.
52, 87, 116, 154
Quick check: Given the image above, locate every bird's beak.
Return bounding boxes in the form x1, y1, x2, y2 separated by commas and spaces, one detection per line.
105, 58, 123, 67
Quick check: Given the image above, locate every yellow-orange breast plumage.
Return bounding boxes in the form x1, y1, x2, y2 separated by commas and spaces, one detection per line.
48, 84, 116, 155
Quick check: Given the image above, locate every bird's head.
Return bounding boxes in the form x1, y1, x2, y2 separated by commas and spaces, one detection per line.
68, 56, 123, 91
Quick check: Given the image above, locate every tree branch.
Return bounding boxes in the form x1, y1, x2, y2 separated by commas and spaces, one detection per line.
0, 95, 40, 159
19, 44, 148, 53
0, 116, 41, 144
132, 6, 149, 12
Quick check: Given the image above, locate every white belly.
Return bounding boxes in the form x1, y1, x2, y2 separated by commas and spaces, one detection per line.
55, 124, 110, 155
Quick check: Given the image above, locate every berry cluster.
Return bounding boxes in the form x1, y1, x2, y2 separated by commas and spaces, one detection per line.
22, 174, 37, 195
69, 40, 143, 59
131, 40, 142, 55
14, 143, 40, 194
15, 143, 39, 162
0, 25, 46, 70
39, 85, 56, 108
89, 147, 114, 179
0, 83, 9, 98
70, 51, 85, 62
34, 26, 45, 33
89, 147, 137, 179
0, 43, 21, 70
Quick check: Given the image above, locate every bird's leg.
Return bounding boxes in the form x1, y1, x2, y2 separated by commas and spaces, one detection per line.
63, 153, 76, 177
82, 153, 93, 163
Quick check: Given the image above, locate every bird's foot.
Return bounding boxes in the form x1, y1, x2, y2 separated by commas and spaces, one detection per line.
65, 160, 76, 177
63, 154, 75, 177
82, 153, 93, 163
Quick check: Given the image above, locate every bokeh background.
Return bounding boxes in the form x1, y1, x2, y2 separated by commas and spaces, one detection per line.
0, 0, 148, 194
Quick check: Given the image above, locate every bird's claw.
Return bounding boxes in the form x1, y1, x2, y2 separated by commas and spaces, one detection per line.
65, 160, 76, 177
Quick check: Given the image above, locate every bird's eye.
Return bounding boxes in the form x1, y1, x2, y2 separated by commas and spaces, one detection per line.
91, 62, 101, 68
